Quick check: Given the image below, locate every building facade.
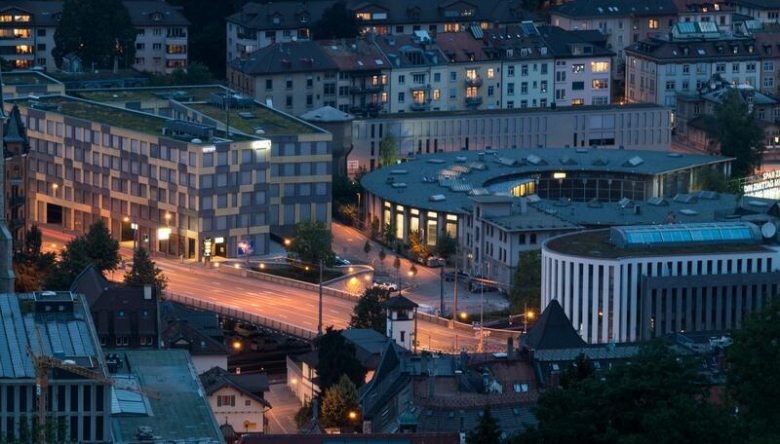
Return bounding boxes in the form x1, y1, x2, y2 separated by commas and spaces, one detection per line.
542, 222, 780, 343
0, 0, 189, 73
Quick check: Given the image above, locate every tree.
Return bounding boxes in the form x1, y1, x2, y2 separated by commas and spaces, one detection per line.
408, 230, 431, 261
435, 231, 458, 264
509, 250, 542, 314
311, 1, 359, 40
53, 0, 137, 70
363, 240, 372, 260
316, 327, 366, 392
691, 167, 729, 193
167, 0, 234, 78
520, 341, 739, 444
320, 375, 361, 428
378, 135, 400, 168
43, 219, 121, 290
82, 219, 121, 273
337, 203, 359, 226
392, 256, 401, 282
350, 287, 387, 333
378, 248, 387, 271
467, 405, 503, 444
124, 247, 168, 289
727, 296, 780, 442
383, 221, 396, 245
13, 225, 56, 292
714, 88, 764, 179
287, 220, 335, 266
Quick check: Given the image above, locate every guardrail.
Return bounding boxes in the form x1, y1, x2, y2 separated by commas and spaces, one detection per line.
171, 265, 520, 344
164, 291, 317, 340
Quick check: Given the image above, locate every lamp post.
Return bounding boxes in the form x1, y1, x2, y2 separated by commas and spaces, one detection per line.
164, 213, 172, 255
318, 258, 323, 337
131, 223, 138, 251
509, 303, 535, 333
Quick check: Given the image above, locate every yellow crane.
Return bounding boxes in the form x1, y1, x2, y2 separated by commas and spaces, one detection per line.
27, 328, 161, 444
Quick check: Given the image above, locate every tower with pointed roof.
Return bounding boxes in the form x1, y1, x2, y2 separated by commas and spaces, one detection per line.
383, 294, 418, 351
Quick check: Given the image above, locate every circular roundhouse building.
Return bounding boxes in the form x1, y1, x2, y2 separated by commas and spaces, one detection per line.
360, 147, 733, 275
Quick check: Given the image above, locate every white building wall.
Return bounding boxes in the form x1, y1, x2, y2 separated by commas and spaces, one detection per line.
206, 385, 266, 433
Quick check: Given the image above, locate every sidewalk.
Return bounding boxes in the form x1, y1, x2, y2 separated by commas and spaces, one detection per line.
264, 382, 302, 435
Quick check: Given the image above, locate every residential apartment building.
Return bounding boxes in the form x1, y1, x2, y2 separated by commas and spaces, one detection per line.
624, 22, 776, 107
228, 25, 613, 117
729, 0, 780, 25
0, 0, 189, 73
550, 0, 678, 76
225, 0, 537, 61
372, 32, 451, 113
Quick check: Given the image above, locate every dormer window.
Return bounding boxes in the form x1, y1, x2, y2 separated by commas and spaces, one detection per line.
151, 11, 163, 21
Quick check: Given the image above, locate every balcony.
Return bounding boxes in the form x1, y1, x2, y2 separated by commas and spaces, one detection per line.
350, 102, 384, 116
410, 101, 431, 111
350, 84, 384, 94
465, 96, 483, 107
465, 77, 483, 87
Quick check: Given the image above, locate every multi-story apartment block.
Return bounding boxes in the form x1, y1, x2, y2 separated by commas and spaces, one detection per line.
372, 32, 450, 113
229, 40, 340, 116
624, 22, 771, 107
673, 0, 736, 32
11, 88, 332, 261
551, 0, 677, 76
543, 26, 614, 107
317, 37, 391, 115
436, 29, 504, 110
225, 0, 538, 61
0, 0, 189, 74
228, 25, 613, 117
729, 0, 780, 24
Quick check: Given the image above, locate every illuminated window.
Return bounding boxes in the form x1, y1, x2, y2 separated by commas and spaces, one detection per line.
466, 69, 477, 80
572, 98, 584, 105
591, 61, 610, 72
571, 64, 585, 73
433, 89, 441, 100
592, 79, 609, 89
487, 68, 495, 79
356, 12, 371, 20
648, 19, 659, 29
444, 23, 459, 32
413, 90, 426, 103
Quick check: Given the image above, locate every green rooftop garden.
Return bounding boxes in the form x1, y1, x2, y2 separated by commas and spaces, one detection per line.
546, 229, 771, 258
2, 72, 58, 85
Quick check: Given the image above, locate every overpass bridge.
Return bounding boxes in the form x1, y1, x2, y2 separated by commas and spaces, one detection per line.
166, 265, 520, 350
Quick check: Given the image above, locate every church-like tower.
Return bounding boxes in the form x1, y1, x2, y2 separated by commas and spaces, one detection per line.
383, 294, 418, 351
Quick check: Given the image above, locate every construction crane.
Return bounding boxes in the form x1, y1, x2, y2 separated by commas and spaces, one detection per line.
27, 328, 161, 444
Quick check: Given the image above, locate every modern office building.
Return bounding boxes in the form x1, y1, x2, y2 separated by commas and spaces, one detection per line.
542, 222, 780, 344
10, 88, 332, 261
0, 0, 189, 73
349, 103, 673, 174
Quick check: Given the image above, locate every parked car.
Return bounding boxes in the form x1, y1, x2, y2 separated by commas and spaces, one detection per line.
334, 256, 352, 267
372, 281, 399, 292
471, 283, 498, 293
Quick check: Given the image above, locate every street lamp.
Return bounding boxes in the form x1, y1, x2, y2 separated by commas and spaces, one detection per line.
131, 223, 138, 250
509, 303, 535, 333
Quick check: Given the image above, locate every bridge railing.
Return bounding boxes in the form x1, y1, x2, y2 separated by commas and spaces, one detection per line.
164, 291, 317, 340
217, 264, 360, 301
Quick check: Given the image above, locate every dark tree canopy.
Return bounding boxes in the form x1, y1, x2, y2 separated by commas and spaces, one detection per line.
714, 88, 764, 179
311, 1, 360, 40
124, 247, 168, 289
378, 135, 400, 168
350, 287, 387, 333
518, 341, 739, 444
316, 327, 366, 392
13, 225, 56, 292
43, 219, 121, 290
509, 250, 542, 314
168, 0, 235, 78
435, 231, 458, 261
53, 0, 137, 70
727, 296, 780, 442
320, 375, 360, 429
287, 220, 335, 266
467, 405, 502, 444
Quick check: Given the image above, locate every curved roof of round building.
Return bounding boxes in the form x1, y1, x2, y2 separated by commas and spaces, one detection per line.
361, 147, 732, 214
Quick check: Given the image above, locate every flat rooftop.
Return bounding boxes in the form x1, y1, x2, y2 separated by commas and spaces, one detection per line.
73, 85, 321, 135
3, 70, 61, 86
361, 147, 732, 214
544, 227, 774, 258
110, 349, 221, 444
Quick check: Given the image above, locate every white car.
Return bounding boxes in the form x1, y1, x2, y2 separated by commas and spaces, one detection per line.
372, 281, 399, 292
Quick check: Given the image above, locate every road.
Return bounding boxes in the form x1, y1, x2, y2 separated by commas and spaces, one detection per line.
39, 226, 510, 354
